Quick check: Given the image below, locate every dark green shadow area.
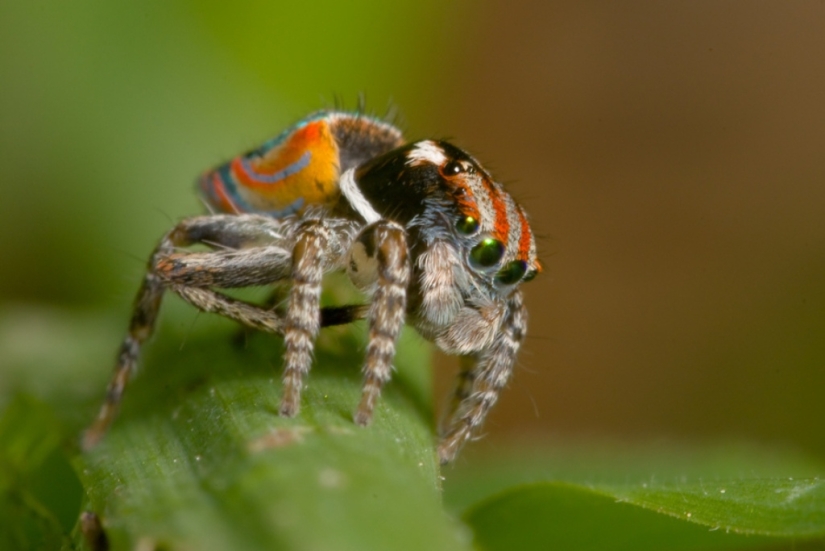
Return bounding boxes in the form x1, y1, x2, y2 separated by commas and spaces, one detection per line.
0, 394, 82, 549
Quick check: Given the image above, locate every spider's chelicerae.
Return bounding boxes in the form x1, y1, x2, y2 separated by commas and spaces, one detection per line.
83, 110, 541, 463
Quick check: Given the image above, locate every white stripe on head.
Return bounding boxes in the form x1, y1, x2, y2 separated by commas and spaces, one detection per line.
469, 174, 496, 235
503, 192, 522, 259
340, 168, 382, 224
406, 140, 448, 167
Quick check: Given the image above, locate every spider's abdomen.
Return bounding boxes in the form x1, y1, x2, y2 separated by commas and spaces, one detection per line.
199, 111, 404, 217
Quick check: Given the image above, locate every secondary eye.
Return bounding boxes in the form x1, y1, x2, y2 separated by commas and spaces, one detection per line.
456, 215, 480, 235
522, 269, 538, 282
469, 238, 505, 269
442, 161, 463, 175
496, 260, 528, 285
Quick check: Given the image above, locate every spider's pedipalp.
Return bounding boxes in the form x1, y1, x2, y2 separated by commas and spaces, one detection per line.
437, 291, 526, 464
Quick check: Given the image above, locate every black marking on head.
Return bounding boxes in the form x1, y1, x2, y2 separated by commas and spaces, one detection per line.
434, 141, 485, 177
354, 143, 443, 223
351, 139, 487, 224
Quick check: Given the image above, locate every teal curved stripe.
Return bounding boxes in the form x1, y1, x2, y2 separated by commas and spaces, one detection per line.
215, 165, 305, 216
238, 151, 312, 185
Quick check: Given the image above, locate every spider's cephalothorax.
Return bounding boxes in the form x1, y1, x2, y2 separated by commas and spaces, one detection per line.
83, 110, 541, 463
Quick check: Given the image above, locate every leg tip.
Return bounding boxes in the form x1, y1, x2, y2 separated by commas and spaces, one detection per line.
437, 430, 467, 464
279, 401, 299, 418
81, 429, 102, 452
437, 443, 457, 465
80, 511, 109, 551
353, 409, 373, 427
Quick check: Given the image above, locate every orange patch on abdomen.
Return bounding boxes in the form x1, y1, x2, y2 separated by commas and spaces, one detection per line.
229, 120, 341, 212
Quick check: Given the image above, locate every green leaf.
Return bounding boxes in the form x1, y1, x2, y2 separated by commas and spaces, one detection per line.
71, 308, 468, 551
4, 307, 825, 550
606, 477, 825, 537
466, 483, 772, 551
0, 305, 469, 550
447, 445, 825, 551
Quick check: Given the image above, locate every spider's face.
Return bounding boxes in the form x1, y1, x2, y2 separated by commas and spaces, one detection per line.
351, 140, 541, 298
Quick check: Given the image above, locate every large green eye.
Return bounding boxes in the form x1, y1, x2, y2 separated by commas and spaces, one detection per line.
469, 238, 505, 268
496, 260, 528, 285
456, 215, 480, 235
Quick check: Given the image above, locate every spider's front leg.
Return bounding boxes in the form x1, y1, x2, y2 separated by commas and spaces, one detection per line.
344, 221, 411, 426
437, 291, 527, 464
82, 214, 291, 450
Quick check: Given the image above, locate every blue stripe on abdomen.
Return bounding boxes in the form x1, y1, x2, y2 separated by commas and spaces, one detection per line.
218, 164, 305, 217
239, 151, 312, 184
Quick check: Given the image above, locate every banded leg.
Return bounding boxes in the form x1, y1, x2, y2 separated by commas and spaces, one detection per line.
82, 214, 291, 450
173, 286, 287, 334
439, 354, 477, 434
279, 220, 331, 417
353, 222, 410, 426
174, 285, 368, 334
437, 291, 527, 464
82, 239, 173, 450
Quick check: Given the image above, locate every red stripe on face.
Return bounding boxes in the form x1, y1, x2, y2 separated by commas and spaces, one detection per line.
515, 205, 533, 262
447, 178, 482, 222
482, 178, 510, 243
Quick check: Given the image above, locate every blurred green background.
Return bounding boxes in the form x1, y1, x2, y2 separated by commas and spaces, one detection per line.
1, 0, 823, 463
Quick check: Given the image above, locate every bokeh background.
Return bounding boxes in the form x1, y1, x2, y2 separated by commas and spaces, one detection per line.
1, 1, 823, 461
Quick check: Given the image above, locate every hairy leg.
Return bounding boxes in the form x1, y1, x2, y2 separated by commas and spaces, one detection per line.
439, 353, 477, 433
437, 291, 526, 464
279, 220, 330, 416
173, 285, 369, 334
82, 214, 293, 450
352, 221, 410, 426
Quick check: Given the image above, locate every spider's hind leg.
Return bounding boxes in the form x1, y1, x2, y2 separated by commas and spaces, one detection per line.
230, 282, 290, 348
82, 214, 289, 451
